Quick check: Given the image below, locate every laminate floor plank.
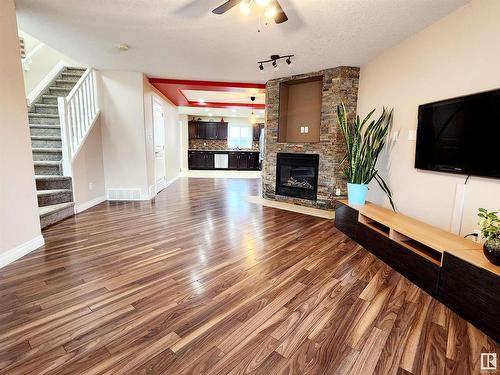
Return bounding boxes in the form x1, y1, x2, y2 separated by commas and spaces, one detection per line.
0, 178, 497, 374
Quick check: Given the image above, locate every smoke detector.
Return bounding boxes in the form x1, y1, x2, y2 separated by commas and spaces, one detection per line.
117, 43, 130, 51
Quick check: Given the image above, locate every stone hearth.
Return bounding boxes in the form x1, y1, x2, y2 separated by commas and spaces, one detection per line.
262, 66, 359, 210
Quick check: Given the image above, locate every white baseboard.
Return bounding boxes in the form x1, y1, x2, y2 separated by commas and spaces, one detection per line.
151, 175, 180, 198
0, 235, 45, 269
75, 195, 106, 214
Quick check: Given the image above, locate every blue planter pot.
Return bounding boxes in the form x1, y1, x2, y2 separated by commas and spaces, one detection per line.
347, 183, 368, 205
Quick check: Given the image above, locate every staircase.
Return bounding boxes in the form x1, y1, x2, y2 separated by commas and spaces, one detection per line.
29, 67, 86, 228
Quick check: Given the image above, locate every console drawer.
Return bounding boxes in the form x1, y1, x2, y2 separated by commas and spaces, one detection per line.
356, 223, 440, 297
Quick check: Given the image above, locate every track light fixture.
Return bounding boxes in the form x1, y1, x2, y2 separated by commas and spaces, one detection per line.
257, 54, 294, 71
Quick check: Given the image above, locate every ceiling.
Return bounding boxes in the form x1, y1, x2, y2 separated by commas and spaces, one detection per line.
15, 0, 468, 83
149, 78, 266, 108
178, 106, 265, 119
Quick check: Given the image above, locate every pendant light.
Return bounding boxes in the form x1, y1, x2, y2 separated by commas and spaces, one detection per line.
250, 96, 257, 124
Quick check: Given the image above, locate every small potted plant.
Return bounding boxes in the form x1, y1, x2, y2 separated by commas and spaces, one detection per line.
478, 208, 500, 265
337, 103, 395, 209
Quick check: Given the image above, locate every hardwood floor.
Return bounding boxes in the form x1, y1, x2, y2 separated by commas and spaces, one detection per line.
0, 177, 498, 374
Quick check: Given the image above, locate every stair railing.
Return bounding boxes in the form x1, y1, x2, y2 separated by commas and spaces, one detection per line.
57, 68, 100, 176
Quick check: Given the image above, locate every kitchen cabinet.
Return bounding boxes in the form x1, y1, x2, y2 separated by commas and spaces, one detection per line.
188, 151, 214, 169
188, 121, 228, 140
190, 151, 259, 170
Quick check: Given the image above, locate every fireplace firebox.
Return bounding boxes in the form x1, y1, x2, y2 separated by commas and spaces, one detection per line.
276, 153, 319, 201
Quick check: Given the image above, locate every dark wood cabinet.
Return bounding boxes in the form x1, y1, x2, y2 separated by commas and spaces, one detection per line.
217, 124, 228, 140
188, 151, 214, 169
439, 253, 500, 342
191, 151, 259, 170
188, 121, 228, 140
188, 122, 198, 139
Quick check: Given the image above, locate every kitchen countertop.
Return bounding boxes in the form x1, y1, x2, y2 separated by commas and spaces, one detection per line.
188, 149, 259, 153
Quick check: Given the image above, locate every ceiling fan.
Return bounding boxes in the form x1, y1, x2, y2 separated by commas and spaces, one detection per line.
212, 0, 288, 24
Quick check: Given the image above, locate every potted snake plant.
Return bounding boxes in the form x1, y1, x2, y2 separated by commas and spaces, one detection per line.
478, 208, 500, 265
337, 103, 395, 210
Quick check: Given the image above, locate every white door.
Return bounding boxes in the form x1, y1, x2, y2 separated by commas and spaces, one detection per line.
153, 99, 166, 194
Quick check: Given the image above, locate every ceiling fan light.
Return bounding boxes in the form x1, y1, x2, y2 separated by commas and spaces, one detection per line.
264, 6, 277, 19
239, 1, 251, 15
256, 0, 270, 7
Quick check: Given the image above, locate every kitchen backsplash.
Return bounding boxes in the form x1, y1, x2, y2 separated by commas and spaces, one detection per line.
189, 139, 259, 150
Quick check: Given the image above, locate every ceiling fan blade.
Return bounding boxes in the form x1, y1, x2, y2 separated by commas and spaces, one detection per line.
212, 0, 242, 15
273, 0, 288, 24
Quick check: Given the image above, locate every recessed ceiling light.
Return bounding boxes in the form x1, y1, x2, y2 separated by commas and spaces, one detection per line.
260, 110, 265, 114
204, 108, 209, 112
239, 1, 251, 15
265, 6, 277, 19
198, 99, 205, 104
208, 113, 213, 117
231, 109, 236, 113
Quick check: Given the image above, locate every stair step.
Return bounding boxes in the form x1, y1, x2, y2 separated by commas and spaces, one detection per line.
61, 72, 83, 78
34, 160, 61, 175
29, 124, 61, 137
36, 175, 72, 190
31, 135, 62, 148
48, 87, 71, 97
41, 95, 58, 105
28, 112, 60, 125
32, 147, 62, 161
39, 202, 75, 229
37, 189, 73, 207
33, 103, 59, 115
65, 67, 86, 73
54, 79, 77, 88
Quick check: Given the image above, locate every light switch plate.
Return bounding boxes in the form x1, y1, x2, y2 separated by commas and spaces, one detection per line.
304, 126, 309, 133
408, 130, 417, 141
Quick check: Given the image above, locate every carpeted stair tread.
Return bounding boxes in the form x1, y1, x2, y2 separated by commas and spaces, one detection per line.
39, 202, 74, 217
34, 160, 61, 166
31, 135, 62, 140
35, 175, 72, 180
37, 189, 71, 196
28, 113, 60, 118
29, 124, 60, 128
32, 147, 62, 152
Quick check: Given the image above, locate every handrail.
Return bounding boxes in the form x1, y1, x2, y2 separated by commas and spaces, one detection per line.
58, 68, 100, 176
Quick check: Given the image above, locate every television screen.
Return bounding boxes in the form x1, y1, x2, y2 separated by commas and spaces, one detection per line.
415, 89, 500, 179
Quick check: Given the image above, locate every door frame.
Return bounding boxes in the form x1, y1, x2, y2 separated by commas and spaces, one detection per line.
152, 96, 166, 194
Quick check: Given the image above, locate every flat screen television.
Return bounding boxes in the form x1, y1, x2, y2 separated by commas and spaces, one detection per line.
415, 88, 500, 179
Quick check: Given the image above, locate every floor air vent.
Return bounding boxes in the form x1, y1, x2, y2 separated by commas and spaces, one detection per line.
107, 188, 141, 201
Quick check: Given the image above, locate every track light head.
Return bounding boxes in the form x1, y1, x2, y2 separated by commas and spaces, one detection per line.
285, 57, 292, 66
272, 60, 279, 71
259, 63, 264, 71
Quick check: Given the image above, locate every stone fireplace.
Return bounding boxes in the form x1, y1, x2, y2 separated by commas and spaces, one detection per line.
262, 66, 359, 210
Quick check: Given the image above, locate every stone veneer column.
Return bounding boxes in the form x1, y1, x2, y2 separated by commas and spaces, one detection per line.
262, 66, 359, 210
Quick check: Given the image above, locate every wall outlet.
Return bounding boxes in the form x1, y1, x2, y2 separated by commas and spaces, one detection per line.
391, 130, 400, 142
335, 188, 341, 196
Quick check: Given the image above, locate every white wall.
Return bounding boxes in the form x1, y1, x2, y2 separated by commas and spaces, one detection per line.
0, 0, 43, 265
357, 0, 500, 235
100, 71, 150, 199
19, 30, 80, 98
72, 117, 106, 211
143, 77, 182, 187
